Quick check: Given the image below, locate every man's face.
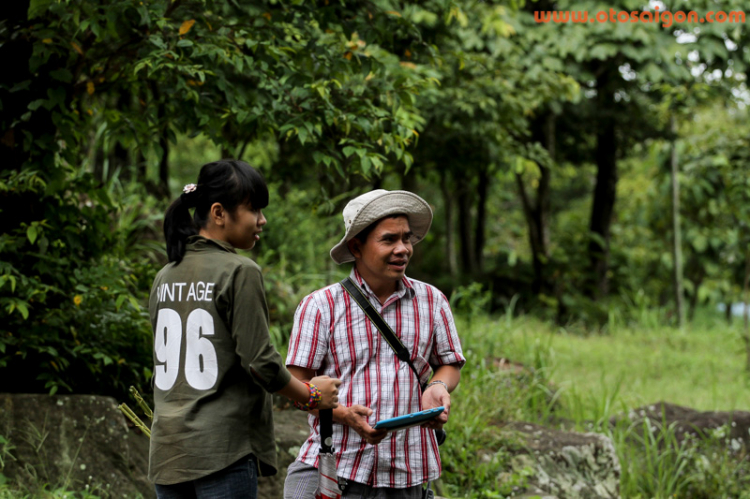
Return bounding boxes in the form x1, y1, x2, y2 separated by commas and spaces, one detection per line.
351, 216, 413, 284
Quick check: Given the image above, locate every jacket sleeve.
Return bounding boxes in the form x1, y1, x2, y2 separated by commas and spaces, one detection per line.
227, 262, 291, 393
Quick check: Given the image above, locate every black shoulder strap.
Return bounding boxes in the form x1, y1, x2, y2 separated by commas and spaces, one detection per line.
340, 277, 423, 387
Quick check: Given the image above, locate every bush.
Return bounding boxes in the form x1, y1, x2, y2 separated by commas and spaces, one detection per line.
0, 170, 157, 400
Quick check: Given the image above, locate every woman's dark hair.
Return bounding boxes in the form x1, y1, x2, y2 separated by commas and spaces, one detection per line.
163, 159, 269, 264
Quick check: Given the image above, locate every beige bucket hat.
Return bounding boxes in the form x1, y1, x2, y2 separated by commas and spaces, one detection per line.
330, 189, 433, 264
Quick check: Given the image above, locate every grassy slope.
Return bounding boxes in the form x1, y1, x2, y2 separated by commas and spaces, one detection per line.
440, 309, 750, 498
460, 311, 749, 417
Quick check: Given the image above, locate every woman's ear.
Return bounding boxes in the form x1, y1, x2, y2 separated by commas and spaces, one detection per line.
208, 202, 226, 227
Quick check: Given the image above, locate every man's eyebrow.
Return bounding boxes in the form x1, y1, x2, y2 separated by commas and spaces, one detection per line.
379, 230, 414, 239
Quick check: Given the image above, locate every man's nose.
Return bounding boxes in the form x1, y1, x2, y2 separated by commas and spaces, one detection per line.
394, 239, 411, 255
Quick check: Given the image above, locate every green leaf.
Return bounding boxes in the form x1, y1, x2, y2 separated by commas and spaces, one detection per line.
128, 296, 141, 310
28, 99, 46, 111
28, 0, 53, 19
360, 156, 371, 176
298, 126, 308, 145
27, 225, 38, 244
116, 294, 127, 309
50, 69, 73, 83
15, 301, 29, 320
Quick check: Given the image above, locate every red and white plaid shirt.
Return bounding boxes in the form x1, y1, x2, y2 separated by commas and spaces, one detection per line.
285, 269, 466, 488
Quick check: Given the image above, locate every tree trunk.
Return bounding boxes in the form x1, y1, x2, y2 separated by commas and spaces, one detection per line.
440, 170, 458, 279
587, 71, 618, 299
456, 176, 475, 276
516, 168, 551, 295
159, 131, 170, 197
670, 115, 685, 327
743, 249, 750, 373
474, 166, 489, 273
726, 300, 733, 324
687, 276, 702, 322
516, 114, 554, 295
149, 82, 170, 197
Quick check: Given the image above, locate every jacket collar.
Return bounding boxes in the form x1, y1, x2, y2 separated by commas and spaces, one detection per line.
186, 235, 237, 254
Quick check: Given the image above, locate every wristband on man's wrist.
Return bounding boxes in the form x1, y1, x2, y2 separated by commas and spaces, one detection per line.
293, 382, 322, 411
426, 380, 449, 392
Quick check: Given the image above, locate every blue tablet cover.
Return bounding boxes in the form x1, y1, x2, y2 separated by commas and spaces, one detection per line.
372, 407, 445, 431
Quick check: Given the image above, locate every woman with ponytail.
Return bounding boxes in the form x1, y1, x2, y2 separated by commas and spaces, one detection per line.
149, 159, 340, 498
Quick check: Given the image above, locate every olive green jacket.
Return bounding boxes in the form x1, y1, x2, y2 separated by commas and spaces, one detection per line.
148, 236, 291, 484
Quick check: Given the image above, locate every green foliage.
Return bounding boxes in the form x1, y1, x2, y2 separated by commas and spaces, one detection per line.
2, 0, 454, 397
250, 181, 348, 348
0, 172, 155, 398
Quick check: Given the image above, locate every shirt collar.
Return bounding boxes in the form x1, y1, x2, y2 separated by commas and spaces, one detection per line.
350, 267, 415, 302
186, 235, 237, 254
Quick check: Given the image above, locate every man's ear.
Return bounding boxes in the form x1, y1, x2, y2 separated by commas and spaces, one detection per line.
347, 238, 362, 259
208, 202, 226, 227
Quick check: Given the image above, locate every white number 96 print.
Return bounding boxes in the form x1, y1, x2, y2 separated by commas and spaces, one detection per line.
154, 308, 219, 391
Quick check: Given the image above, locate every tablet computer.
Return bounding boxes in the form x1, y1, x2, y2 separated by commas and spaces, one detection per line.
372, 407, 445, 431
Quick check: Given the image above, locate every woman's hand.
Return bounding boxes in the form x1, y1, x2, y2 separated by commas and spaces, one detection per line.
310, 375, 341, 410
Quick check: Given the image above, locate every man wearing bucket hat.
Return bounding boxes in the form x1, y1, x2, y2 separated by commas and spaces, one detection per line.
284, 190, 466, 499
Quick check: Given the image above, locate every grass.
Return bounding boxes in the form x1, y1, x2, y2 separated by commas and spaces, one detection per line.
440, 306, 750, 498
464, 310, 749, 414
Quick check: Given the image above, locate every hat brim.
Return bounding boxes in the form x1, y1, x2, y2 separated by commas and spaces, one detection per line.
330, 191, 433, 264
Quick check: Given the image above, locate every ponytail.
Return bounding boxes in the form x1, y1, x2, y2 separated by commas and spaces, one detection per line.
163, 159, 268, 264
163, 191, 198, 264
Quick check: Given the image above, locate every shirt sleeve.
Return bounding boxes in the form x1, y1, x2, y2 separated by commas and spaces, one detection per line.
228, 263, 291, 393
286, 292, 329, 370
429, 292, 466, 368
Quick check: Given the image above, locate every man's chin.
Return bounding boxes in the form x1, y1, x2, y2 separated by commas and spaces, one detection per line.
387, 268, 407, 279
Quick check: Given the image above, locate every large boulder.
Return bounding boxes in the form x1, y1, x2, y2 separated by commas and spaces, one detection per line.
0, 393, 152, 497
259, 407, 310, 498
0, 393, 316, 499
499, 422, 621, 498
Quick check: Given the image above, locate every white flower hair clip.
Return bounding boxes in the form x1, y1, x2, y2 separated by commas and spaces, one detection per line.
183, 183, 198, 194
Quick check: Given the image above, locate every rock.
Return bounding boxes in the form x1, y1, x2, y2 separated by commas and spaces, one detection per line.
500, 422, 621, 498
611, 401, 750, 449
259, 407, 310, 498
0, 393, 153, 497
0, 394, 314, 499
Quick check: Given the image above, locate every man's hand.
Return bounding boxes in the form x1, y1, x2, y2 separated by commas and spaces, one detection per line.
338, 405, 388, 445
421, 383, 450, 430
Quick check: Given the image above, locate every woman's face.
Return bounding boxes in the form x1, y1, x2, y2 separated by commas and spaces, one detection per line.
224, 202, 267, 250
